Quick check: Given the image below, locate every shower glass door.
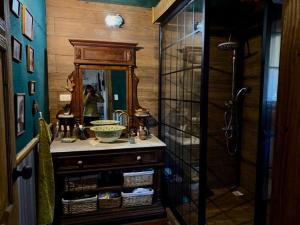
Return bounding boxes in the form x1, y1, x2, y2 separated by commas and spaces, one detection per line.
159, 0, 207, 224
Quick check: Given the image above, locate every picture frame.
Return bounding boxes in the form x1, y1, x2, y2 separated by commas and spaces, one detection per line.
22, 6, 33, 40
11, 0, 21, 17
15, 93, 25, 136
26, 45, 34, 72
11, 36, 22, 63
28, 80, 36, 95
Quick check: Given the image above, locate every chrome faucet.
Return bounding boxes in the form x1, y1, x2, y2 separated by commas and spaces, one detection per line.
118, 110, 130, 134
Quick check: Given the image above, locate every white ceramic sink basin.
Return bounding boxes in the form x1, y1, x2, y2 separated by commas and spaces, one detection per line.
90, 120, 119, 126
90, 125, 126, 143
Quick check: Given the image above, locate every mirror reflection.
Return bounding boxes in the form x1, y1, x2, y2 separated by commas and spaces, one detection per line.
82, 69, 127, 125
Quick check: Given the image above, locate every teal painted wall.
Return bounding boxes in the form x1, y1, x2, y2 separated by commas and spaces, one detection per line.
10, 0, 49, 153
111, 70, 126, 110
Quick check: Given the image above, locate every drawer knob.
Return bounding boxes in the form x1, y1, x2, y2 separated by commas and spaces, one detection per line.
137, 156, 142, 161
77, 160, 83, 167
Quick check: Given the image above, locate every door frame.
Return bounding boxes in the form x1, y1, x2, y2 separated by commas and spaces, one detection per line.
0, 0, 18, 224
270, 1, 300, 225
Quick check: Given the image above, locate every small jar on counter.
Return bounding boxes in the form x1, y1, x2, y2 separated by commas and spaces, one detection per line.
128, 129, 136, 144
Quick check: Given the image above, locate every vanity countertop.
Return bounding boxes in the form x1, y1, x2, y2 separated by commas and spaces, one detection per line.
50, 135, 166, 153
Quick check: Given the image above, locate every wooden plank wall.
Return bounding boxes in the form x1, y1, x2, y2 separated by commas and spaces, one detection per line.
46, 0, 159, 127
207, 36, 239, 188
240, 35, 262, 194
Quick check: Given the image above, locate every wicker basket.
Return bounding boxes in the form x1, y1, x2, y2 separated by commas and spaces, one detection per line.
62, 195, 97, 215
64, 175, 97, 192
98, 194, 121, 209
123, 170, 154, 187
121, 188, 154, 207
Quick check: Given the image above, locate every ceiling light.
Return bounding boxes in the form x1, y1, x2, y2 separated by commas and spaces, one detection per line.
105, 14, 124, 28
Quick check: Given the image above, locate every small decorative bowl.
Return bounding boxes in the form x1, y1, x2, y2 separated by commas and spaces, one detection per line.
90, 120, 119, 126
90, 125, 126, 143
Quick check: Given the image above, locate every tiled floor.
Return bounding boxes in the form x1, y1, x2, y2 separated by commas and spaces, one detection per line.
166, 187, 254, 225
206, 187, 254, 225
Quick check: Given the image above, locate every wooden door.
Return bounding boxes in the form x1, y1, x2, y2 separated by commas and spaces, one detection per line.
0, 1, 18, 225
270, 1, 300, 224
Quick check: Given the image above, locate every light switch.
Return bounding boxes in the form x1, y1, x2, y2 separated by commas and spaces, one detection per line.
59, 94, 72, 102
114, 94, 119, 101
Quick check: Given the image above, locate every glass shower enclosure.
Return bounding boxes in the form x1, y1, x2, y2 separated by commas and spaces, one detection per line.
159, 1, 281, 225
159, 0, 207, 224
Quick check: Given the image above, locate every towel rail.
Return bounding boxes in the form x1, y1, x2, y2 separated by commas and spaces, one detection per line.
16, 136, 39, 165
16, 123, 53, 165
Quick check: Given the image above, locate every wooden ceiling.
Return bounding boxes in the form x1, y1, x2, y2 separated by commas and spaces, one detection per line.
82, 0, 265, 33
209, 0, 265, 34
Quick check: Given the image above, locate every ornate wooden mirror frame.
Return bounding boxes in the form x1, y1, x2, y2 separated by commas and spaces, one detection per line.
69, 39, 143, 129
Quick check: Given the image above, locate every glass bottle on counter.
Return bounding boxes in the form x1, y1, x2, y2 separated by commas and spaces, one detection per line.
139, 126, 147, 140
72, 124, 79, 139
66, 125, 71, 138
54, 121, 60, 140
59, 125, 65, 140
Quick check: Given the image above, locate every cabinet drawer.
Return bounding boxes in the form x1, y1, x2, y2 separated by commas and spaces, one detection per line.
54, 150, 162, 171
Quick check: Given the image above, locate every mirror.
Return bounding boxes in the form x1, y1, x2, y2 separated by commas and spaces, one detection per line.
69, 39, 144, 131
81, 69, 127, 126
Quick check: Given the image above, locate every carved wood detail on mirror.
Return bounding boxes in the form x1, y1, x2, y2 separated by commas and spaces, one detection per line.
69, 39, 144, 130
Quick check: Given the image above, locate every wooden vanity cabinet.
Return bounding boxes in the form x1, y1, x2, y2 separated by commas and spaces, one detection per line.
51, 138, 166, 225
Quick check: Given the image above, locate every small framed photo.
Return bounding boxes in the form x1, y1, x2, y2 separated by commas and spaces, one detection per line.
11, 36, 22, 62
22, 6, 33, 40
28, 81, 36, 95
26, 45, 34, 72
15, 93, 25, 136
11, 0, 21, 17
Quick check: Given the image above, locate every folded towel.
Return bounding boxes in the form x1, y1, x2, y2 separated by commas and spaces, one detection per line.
37, 118, 55, 225
132, 188, 151, 194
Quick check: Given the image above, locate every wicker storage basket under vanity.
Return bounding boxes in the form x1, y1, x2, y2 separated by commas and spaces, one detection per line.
62, 195, 97, 215
64, 174, 97, 192
123, 170, 154, 187
121, 188, 154, 207
98, 193, 121, 209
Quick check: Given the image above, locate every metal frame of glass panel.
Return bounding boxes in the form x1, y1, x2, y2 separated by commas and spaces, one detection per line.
159, 0, 208, 225
255, 2, 282, 225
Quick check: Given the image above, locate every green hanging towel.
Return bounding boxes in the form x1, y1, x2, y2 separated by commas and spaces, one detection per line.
38, 118, 55, 225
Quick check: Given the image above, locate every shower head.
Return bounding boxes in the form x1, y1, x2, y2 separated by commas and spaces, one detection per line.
217, 42, 238, 51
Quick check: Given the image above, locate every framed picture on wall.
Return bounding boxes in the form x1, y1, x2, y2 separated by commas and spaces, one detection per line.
28, 81, 36, 95
11, 0, 21, 17
26, 45, 34, 72
15, 93, 25, 136
22, 6, 33, 40
11, 36, 22, 62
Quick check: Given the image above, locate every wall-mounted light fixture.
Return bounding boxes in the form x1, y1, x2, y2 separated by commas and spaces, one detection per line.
105, 14, 124, 28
